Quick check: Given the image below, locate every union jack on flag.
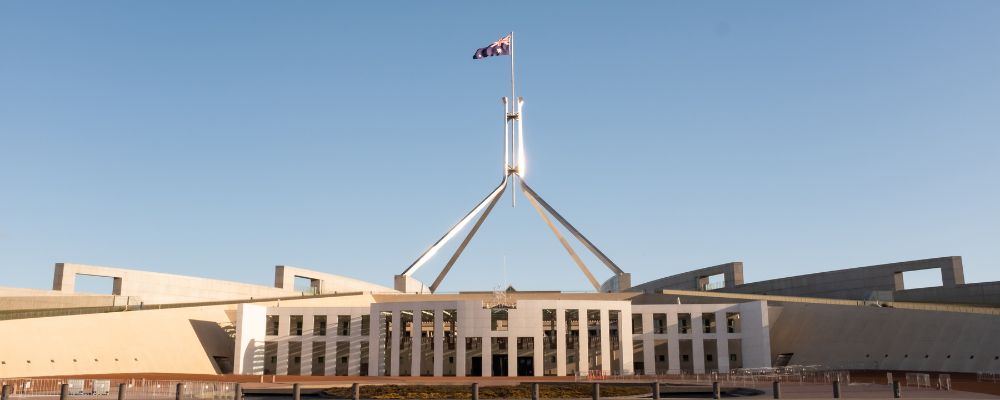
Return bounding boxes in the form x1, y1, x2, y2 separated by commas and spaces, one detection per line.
473, 34, 511, 59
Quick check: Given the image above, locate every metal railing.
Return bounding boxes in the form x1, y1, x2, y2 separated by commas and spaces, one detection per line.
0, 378, 237, 399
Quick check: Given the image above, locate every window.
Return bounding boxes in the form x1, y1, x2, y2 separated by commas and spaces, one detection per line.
653, 313, 667, 334
706, 354, 713, 362
266, 315, 279, 336
632, 313, 643, 334
678, 313, 691, 334
338, 315, 351, 336
491, 309, 508, 331
702, 313, 716, 334
290, 315, 304, 336
726, 313, 741, 333
314, 315, 327, 336
361, 315, 370, 336
730, 354, 737, 362
682, 355, 689, 362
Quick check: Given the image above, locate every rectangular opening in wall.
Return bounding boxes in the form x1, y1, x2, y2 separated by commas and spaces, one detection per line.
542, 309, 557, 376
293, 276, 317, 294
266, 315, 279, 336
727, 339, 742, 369
290, 315, 304, 336
312, 342, 326, 376
702, 273, 725, 290
703, 339, 718, 372
288, 341, 302, 375
632, 339, 644, 375
399, 310, 413, 376
631, 313, 643, 334
654, 339, 669, 375
74, 274, 116, 294
901, 269, 943, 289
314, 315, 327, 336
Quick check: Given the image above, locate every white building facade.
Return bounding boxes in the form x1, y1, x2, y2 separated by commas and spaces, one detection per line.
233, 294, 771, 377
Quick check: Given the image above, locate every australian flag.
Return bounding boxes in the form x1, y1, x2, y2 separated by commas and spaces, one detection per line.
473, 34, 511, 59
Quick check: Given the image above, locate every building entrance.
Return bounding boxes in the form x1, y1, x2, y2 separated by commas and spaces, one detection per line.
517, 356, 533, 376
491, 354, 508, 376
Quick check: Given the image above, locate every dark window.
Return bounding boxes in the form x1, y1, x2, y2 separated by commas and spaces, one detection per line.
266, 315, 279, 336
314, 315, 327, 336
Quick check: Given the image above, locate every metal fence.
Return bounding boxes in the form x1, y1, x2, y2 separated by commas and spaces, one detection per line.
0, 378, 237, 399
572, 365, 851, 388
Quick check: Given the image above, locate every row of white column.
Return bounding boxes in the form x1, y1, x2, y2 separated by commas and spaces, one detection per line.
272, 313, 367, 376
374, 306, 632, 377
635, 310, 742, 374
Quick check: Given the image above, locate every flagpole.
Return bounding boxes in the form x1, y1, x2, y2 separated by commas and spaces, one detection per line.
509, 31, 517, 207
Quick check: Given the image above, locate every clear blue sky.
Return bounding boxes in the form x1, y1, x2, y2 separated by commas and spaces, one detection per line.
2, 1, 998, 293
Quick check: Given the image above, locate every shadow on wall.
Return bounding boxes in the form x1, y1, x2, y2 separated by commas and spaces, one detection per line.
189, 319, 236, 374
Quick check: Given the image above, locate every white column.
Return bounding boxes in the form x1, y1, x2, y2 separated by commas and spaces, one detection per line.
717, 333, 730, 373
411, 314, 421, 377
349, 313, 362, 376
434, 309, 444, 376
456, 333, 466, 377
692, 314, 705, 373
277, 314, 290, 375
300, 315, 314, 375
368, 315, 380, 376
390, 311, 400, 376
578, 309, 589, 374
642, 313, 655, 375
667, 312, 680, 374
233, 304, 266, 375
482, 336, 492, 377
533, 334, 544, 377
508, 334, 517, 377
599, 309, 611, 373
556, 307, 567, 376
620, 309, 634, 375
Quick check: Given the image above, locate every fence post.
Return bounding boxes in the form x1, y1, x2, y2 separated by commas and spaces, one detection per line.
772, 381, 781, 399
893, 380, 902, 398
117, 382, 126, 400
712, 381, 720, 399
471, 383, 479, 400
832, 380, 841, 398
1, 384, 9, 400
292, 383, 301, 400
651, 381, 660, 400
60, 384, 69, 400
592, 383, 600, 400
352, 383, 360, 400
531, 383, 539, 400
234, 383, 242, 400
175, 383, 184, 400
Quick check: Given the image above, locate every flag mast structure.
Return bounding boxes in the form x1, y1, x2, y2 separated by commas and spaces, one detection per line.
394, 33, 630, 294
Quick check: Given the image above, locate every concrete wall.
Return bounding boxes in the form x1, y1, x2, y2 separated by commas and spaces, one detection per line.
630, 262, 743, 293
894, 282, 1000, 307
632, 257, 971, 302
51, 263, 394, 305
768, 301, 1000, 373
0, 305, 237, 378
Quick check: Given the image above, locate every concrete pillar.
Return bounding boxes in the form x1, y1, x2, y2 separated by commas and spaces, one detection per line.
772, 381, 780, 399
351, 383, 360, 400
411, 314, 421, 377
591, 383, 600, 400
833, 380, 841, 398
692, 315, 706, 373
471, 383, 479, 400
556, 307, 567, 376
579, 309, 590, 374
277, 314, 291, 375
620, 308, 634, 375
893, 380, 902, 398
716, 320, 730, 373
292, 384, 301, 400
508, 334, 517, 377
234, 383, 242, 400
666, 312, 681, 374
2, 384, 10, 400
712, 382, 720, 399
174, 383, 184, 400
599, 309, 611, 373
533, 334, 544, 377
652, 382, 660, 399
531, 383, 539, 400
434, 308, 444, 376
456, 334, 467, 377
482, 336, 493, 377
349, 313, 362, 376
117, 383, 126, 400
390, 311, 400, 376
60, 384, 69, 400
